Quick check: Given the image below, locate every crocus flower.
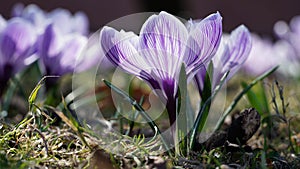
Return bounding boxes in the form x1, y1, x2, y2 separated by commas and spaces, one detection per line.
38, 24, 88, 77
0, 17, 37, 95
100, 11, 222, 125
12, 3, 89, 35
195, 25, 252, 95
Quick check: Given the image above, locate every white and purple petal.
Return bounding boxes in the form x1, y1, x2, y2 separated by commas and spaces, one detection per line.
222, 25, 251, 76
214, 25, 251, 89
100, 26, 149, 78
139, 11, 188, 82
184, 12, 222, 79
196, 25, 251, 93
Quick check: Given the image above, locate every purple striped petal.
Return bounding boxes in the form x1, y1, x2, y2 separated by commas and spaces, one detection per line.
212, 25, 251, 89
139, 11, 188, 81
100, 26, 167, 98
223, 25, 251, 75
211, 37, 230, 76
100, 26, 149, 79
184, 12, 222, 79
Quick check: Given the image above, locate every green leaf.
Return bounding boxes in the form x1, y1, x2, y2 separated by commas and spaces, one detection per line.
241, 81, 269, 116
189, 65, 229, 150
125, 96, 144, 136
198, 62, 213, 131
175, 63, 190, 156
28, 76, 59, 110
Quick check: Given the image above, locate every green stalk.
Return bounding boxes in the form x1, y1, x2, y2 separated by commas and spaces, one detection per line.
189, 71, 229, 150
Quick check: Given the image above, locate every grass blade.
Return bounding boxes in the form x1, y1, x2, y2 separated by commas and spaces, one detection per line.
175, 64, 190, 156
102, 79, 173, 157
241, 81, 269, 116
125, 96, 145, 136
214, 66, 278, 131
28, 76, 59, 110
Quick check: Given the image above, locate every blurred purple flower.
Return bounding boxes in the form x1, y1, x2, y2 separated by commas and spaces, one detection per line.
12, 3, 99, 78
242, 34, 275, 76
195, 25, 251, 95
48, 8, 89, 35
242, 34, 295, 77
0, 17, 37, 95
100, 11, 222, 125
12, 3, 89, 35
12, 3, 46, 34
38, 24, 89, 77
272, 16, 300, 76
274, 16, 300, 59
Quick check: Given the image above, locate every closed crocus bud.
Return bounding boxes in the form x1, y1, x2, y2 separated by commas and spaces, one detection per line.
0, 17, 37, 95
